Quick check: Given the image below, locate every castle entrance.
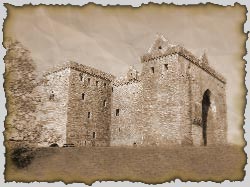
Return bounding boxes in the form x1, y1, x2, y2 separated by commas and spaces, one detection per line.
201, 89, 211, 146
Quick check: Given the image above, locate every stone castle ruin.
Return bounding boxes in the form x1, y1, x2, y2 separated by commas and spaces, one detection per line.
35, 35, 227, 147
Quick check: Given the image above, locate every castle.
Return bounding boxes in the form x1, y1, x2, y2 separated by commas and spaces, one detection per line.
35, 35, 227, 147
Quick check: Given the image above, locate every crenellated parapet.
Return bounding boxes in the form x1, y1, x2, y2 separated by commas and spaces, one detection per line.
43, 61, 115, 82
113, 77, 141, 87
113, 66, 141, 87
141, 37, 226, 84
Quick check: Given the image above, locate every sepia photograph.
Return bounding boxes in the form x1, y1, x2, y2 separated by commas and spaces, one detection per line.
2, 2, 248, 185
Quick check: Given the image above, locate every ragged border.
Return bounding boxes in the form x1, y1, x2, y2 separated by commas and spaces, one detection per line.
0, 0, 249, 187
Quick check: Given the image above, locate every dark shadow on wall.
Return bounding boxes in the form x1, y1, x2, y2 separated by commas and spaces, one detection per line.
202, 89, 211, 146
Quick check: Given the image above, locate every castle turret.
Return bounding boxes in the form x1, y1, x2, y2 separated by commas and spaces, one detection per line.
127, 66, 139, 81
200, 51, 209, 65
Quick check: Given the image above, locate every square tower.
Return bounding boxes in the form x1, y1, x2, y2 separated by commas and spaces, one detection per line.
140, 35, 227, 146
38, 61, 114, 147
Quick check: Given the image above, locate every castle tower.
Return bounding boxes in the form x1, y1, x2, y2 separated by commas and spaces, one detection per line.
140, 35, 187, 145
140, 35, 227, 146
38, 61, 114, 147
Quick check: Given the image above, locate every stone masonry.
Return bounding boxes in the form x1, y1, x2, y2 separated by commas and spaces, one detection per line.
37, 35, 227, 147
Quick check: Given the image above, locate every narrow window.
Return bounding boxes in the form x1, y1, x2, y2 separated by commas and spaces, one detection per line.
79, 73, 83, 81
87, 112, 91, 119
49, 91, 55, 101
87, 78, 91, 85
116, 109, 120, 116
96, 80, 99, 87
151, 67, 154, 73
82, 93, 85, 100
164, 64, 168, 70
103, 100, 107, 107
111, 87, 113, 92
118, 128, 121, 132
93, 132, 96, 139
104, 82, 107, 88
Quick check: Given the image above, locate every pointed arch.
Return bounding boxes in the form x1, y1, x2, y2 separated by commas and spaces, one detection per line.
202, 89, 211, 146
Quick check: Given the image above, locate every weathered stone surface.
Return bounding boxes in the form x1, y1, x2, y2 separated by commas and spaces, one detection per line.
111, 35, 227, 146
36, 35, 227, 147
35, 68, 70, 147
111, 78, 143, 146
37, 62, 113, 147
66, 68, 113, 147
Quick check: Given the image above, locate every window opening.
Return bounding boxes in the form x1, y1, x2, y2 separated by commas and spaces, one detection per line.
164, 64, 168, 70
151, 67, 154, 73
88, 112, 91, 119
116, 109, 120, 116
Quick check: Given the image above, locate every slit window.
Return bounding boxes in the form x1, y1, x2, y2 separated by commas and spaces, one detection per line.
104, 82, 107, 88
87, 112, 91, 119
103, 100, 107, 107
151, 67, 154, 73
96, 81, 99, 87
49, 91, 55, 101
87, 78, 91, 85
116, 109, 120, 116
111, 87, 113, 92
82, 93, 85, 100
164, 64, 168, 70
79, 73, 83, 81
93, 132, 96, 139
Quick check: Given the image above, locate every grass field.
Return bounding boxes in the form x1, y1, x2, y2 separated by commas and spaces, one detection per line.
5, 145, 246, 185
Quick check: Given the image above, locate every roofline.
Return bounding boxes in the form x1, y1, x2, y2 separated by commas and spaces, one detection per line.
43, 61, 115, 82
141, 45, 226, 84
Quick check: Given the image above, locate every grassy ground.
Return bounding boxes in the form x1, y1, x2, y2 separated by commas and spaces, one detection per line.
5, 145, 246, 185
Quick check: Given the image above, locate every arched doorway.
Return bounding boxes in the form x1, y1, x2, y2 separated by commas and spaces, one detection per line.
202, 89, 211, 146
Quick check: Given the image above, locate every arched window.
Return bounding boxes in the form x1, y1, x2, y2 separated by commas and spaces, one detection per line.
202, 89, 211, 146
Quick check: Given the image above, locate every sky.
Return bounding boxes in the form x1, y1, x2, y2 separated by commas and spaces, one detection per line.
4, 3, 247, 145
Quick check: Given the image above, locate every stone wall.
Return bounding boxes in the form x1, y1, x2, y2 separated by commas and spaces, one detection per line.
111, 51, 227, 147
110, 79, 143, 146
66, 68, 113, 147
140, 54, 188, 145
179, 56, 228, 145
35, 36, 227, 147
36, 68, 70, 147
